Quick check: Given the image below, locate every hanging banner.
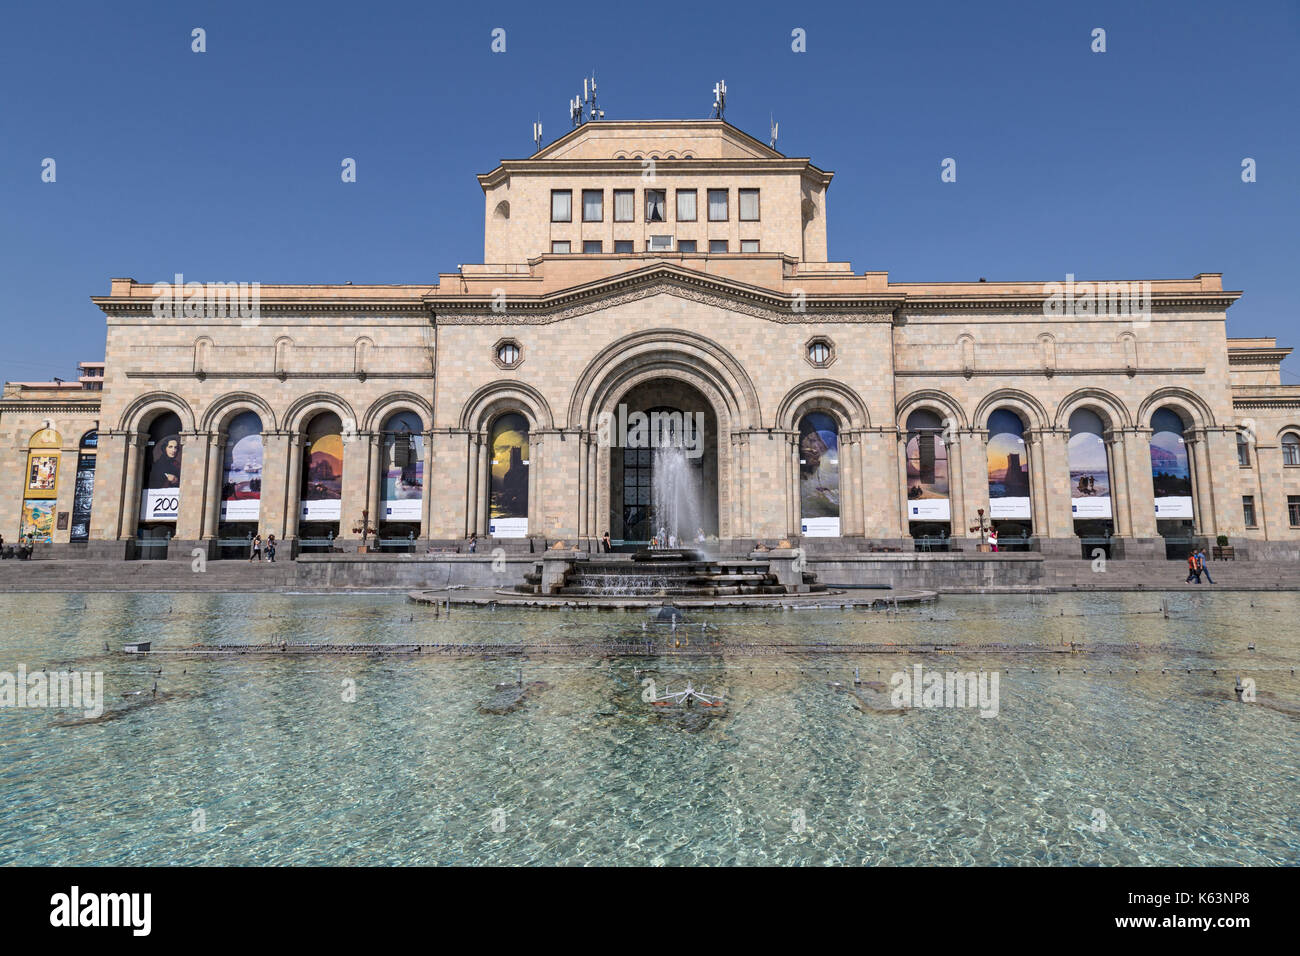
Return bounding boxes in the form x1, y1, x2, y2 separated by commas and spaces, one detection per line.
987, 410, 1030, 520
301, 414, 342, 521
1067, 410, 1113, 520
381, 411, 424, 522
489, 413, 529, 537
1151, 409, 1193, 519
906, 432, 950, 521
221, 412, 264, 521
799, 412, 840, 537
140, 413, 182, 522
70, 453, 96, 542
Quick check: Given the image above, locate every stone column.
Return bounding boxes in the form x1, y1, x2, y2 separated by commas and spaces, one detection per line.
837, 431, 855, 537
284, 433, 303, 541
956, 429, 986, 539
1104, 433, 1130, 537
477, 436, 489, 536
366, 433, 382, 530
260, 430, 291, 541
337, 431, 372, 541
586, 436, 597, 541
896, 432, 911, 539
1036, 428, 1075, 539
465, 433, 479, 539
577, 437, 589, 539
203, 433, 224, 539
788, 432, 800, 537
1186, 429, 1215, 537
174, 431, 208, 542
420, 430, 435, 541
1205, 427, 1243, 537
1121, 427, 1158, 537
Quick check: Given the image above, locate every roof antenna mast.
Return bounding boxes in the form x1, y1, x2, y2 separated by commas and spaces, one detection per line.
533, 115, 543, 152
712, 79, 727, 119
769, 113, 779, 150
585, 71, 603, 122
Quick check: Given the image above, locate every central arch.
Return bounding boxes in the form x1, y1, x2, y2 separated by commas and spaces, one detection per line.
608, 379, 719, 545
569, 328, 758, 544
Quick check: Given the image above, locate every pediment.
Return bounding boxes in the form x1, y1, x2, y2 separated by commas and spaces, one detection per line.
431, 264, 899, 326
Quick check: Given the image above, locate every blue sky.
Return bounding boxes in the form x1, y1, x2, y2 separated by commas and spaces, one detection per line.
2, 0, 1296, 383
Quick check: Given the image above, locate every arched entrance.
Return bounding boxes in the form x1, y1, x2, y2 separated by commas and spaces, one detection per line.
608, 379, 718, 547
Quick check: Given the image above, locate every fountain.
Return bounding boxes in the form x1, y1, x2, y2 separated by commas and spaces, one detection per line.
650, 444, 704, 547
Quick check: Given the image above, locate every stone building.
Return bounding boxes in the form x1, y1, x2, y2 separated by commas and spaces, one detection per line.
3, 119, 1298, 559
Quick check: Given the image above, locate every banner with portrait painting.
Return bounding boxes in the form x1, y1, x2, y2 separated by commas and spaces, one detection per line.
140, 412, 183, 522
381, 411, 424, 522
798, 412, 840, 536
488, 413, 529, 538
221, 412, 263, 521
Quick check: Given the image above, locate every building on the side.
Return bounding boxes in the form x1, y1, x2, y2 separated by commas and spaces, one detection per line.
3, 119, 1298, 559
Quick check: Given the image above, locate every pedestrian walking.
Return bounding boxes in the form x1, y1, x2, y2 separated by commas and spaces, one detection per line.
249, 533, 262, 562
265, 533, 277, 563
468, 533, 477, 554
1185, 551, 1201, 584
601, 531, 612, 553
1196, 548, 1214, 584
987, 527, 999, 552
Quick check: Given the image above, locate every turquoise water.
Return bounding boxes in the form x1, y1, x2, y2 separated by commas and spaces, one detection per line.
0, 591, 1296, 865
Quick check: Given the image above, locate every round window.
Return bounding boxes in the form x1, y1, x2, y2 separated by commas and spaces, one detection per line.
497, 343, 520, 366
808, 341, 830, 365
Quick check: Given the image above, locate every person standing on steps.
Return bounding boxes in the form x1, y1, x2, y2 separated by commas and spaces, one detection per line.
468, 532, 477, 554
601, 531, 612, 553
265, 533, 277, 563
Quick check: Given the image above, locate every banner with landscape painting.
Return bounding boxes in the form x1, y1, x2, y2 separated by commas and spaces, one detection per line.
301, 413, 342, 521
1067, 410, 1113, 520
986, 410, 1030, 520
221, 412, 263, 521
1151, 432, 1193, 518
906, 432, 950, 521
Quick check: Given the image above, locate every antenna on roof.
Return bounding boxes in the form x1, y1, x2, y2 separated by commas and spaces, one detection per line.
712, 79, 727, 119
533, 116, 543, 152
584, 71, 603, 122
570, 93, 583, 128
769, 114, 779, 150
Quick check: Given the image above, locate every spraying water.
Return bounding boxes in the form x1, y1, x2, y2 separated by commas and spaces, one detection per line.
652, 445, 704, 545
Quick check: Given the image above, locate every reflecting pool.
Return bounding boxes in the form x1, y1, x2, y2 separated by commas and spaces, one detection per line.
0, 591, 1296, 865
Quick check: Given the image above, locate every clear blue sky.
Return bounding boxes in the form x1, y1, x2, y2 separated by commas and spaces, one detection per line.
2, 0, 1296, 384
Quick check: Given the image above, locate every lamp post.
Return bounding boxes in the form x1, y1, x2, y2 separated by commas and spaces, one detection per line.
969, 507, 991, 551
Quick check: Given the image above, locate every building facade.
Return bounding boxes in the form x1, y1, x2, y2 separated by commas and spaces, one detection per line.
4, 120, 1298, 558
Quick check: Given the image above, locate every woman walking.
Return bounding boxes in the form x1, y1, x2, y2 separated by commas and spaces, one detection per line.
249, 533, 263, 562
265, 533, 277, 563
